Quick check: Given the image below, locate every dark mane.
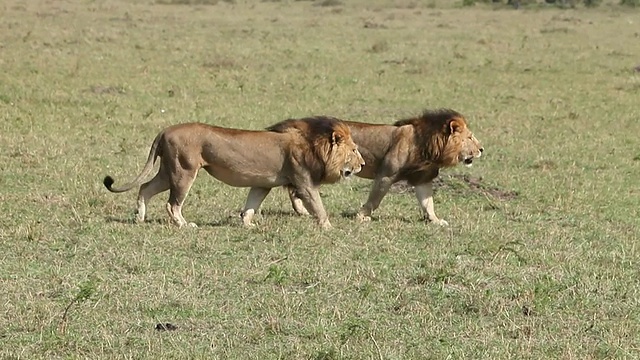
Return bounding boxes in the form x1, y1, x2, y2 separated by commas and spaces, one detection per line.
266, 116, 343, 139
393, 108, 465, 129
393, 108, 468, 165
266, 116, 351, 184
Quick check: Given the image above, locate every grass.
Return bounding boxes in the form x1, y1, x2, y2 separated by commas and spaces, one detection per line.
1, 0, 639, 358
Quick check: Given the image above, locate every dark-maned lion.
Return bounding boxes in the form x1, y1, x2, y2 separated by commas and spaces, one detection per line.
103, 116, 365, 229
279, 109, 483, 226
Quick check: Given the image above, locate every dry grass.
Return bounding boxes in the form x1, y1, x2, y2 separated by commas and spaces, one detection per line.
1, 0, 639, 358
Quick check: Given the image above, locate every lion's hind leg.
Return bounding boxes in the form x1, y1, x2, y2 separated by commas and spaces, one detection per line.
137, 172, 170, 223
165, 169, 199, 228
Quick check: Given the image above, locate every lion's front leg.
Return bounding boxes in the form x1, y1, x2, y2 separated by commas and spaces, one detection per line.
296, 186, 331, 229
287, 186, 310, 216
241, 187, 272, 226
357, 176, 394, 222
414, 182, 448, 226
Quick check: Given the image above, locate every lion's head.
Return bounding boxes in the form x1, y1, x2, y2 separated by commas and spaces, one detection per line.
267, 116, 365, 183
394, 109, 484, 168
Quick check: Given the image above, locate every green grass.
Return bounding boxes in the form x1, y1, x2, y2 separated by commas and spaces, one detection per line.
1, 0, 639, 358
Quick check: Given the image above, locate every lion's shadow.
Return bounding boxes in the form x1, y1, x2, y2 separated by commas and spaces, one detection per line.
105, 216, 230, 228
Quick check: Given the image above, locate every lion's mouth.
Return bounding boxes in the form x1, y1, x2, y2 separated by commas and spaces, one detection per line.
463, 158, 474, 167
342, 165, 363, 178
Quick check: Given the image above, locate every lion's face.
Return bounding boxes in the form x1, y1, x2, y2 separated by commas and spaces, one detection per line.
448, 118, 484, 167
342, 141, 365, 178
331, 130, 365, 179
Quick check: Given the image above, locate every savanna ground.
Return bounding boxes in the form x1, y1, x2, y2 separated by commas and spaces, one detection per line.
1, 0, 639, 358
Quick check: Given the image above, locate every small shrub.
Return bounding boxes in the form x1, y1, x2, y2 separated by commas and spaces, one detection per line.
264, 265, 288, 285
58, 279, 98, 334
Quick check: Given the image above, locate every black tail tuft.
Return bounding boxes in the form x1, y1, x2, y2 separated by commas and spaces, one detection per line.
103, 176, 115, 191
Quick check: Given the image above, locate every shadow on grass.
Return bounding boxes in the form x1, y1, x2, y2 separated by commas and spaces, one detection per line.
260, 209, 304, 217
340, 210, 359, 219
105, 216, 231, 228
339, 211, 421, 224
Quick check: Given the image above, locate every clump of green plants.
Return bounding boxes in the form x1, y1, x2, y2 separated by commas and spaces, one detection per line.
314, 0, 343, 7
620, 0, 639, 6
58, 279, 98, 334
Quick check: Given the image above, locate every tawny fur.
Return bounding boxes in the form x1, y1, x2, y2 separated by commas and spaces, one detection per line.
280, 109, 484, 225
103, 116, 365, 229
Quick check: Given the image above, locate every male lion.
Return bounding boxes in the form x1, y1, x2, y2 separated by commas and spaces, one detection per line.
103, 116, 365, 229
280, 109, 483, 226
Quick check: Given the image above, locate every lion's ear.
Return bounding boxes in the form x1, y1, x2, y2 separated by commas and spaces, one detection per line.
331, 132, 343, 145
449, 118, 465, 134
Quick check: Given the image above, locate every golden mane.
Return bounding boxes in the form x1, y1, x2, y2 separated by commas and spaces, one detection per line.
393, 108, 469, 166
267, 116, 353, 184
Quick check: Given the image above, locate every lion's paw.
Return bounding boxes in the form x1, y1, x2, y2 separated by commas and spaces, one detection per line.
295, 209, 310, 216
356, 213, 372, 222
430, 218, 448, 226
320, 221, 333, 230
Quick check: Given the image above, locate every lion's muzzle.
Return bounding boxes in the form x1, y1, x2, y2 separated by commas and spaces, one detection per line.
342, 162, 364, 178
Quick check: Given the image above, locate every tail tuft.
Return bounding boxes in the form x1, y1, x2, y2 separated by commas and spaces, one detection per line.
103, 176, 115, 191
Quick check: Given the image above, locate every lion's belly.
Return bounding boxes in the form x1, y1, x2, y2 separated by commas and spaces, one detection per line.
201, 140, 289, 188
203, 164, 286, 188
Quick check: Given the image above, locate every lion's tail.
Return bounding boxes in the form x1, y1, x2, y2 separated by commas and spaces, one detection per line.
103, 131, 164, 193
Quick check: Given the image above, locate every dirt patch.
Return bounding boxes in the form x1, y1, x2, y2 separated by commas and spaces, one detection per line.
389, 174, 518, 201
451, 174, 519, 201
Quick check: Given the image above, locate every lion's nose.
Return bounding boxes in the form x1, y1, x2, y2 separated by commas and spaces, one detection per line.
479, 147, 484, 153
361, 162, 366, 168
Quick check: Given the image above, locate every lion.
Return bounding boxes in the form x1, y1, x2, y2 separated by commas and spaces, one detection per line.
280, 109, 483, 226
103, 116, 365, 229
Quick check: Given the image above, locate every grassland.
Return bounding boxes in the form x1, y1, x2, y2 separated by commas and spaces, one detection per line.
1, 0, 639, 358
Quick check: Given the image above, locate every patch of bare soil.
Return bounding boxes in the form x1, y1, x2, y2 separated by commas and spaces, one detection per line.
390, 174, 518, 201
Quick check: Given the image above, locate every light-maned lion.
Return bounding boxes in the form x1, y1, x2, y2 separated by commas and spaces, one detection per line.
103, 116, 365, 229
280, 109, 483, 226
